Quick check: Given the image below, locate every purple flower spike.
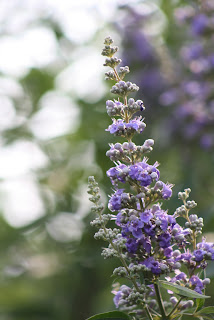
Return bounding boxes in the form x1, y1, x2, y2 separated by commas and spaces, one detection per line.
88, 37, 214, 316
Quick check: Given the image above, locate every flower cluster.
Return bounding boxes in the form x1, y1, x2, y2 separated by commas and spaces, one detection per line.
107, 158, 159, 187
160, 1, 214, 149
116, 202, 190, 258
106, 117, 146, 137
166, 270, 210, 295
106, 140, 154, 163
106, 98, 144, 117
88, 37, 214, 320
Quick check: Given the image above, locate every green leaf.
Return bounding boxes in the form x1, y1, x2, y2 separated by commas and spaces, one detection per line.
196, 298, 205, 312
181, 307, 196, 314
159, 281, 210, 299
197, 316, 213, 320
196, 307, 214, 315
86, 311, 130, 320
179, 315, 199, 320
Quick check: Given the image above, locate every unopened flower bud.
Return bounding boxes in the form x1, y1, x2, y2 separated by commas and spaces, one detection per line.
203, 278, 211, 285
170, 297, 178, 305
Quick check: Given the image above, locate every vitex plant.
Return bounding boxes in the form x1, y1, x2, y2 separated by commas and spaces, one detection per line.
87, 37, 214, 320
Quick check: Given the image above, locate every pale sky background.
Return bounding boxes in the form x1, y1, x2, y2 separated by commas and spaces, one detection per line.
0, 0, 156, 237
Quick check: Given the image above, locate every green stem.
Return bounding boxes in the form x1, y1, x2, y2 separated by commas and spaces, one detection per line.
154, 282, 167, 320
113, 67, 120, 82
167, 297, 183, 319
145, 305, 154, 320
123, 95, 130, 123
149, 307, 161, 317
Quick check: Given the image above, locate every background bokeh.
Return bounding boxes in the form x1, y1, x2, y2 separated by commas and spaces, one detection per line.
0, 0, 214, 319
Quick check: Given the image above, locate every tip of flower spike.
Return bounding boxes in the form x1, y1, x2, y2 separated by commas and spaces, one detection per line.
104, 36, 113, 45
88, 176, 95, 183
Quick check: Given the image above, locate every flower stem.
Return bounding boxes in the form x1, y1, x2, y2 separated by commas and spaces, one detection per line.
145, 305, 154, 320
154, 282, 167, 320
167, 297, 183, 318
113, 67, 120, 81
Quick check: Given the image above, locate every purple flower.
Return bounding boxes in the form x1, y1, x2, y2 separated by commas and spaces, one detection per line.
154, 181, 173, 199
113, 290, 123, 308
126, 118, 146, 133
168, 215, 176, 226
160, 218, 168, 231
107, 119, 125, 134
158, 232, 172, 248
106, 117, 146, 136
127, 216, 144, 238
108, 189, 124, 211
176, 250, 193, 262
155, 210, 169, 231
168, 271, 187, 284
143, 258, 162, 275
151, 261, 161, 275
144, 223, 156, 237
109, 190, 136, 212
189, 275, 204, 294
172, 224, 190, 244
193, 249, 206, 262
140, 209, 153, 223
139, 236, 151, 253
164, 247, 173, 258
129, 165, 152, 186
126, 238, 138, 253
175, 271, 187, 281
112, 285, 131, 308
197, 240, 214, 260
106, 164, 129, 185
115, 211, 125, 226
142, 257, 154, 268
162, 183, 173, 199
129, 159, 159, 187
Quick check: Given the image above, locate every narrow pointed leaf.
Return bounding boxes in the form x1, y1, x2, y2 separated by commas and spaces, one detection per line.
197, 316, 214, 320
86, 311, 130, 320
181, 308, 196, 314
179, 316, 200, 320
159, 281, 210, 299
196, 306, 214, 315
196, 298, 205, 312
